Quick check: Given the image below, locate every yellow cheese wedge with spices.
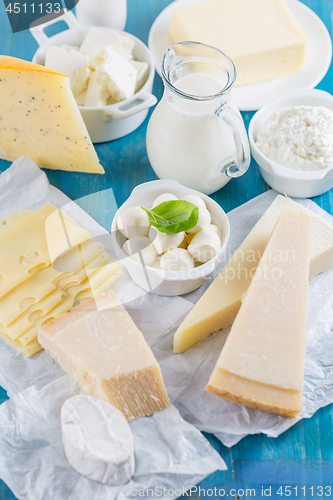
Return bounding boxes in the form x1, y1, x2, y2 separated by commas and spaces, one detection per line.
0, 56, 103, 173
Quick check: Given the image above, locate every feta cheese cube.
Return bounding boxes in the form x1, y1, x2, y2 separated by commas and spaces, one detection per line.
80, 28, 134, 61
45, 46, 91, 97
84, 71, 110, 107
95, 47, 137, 102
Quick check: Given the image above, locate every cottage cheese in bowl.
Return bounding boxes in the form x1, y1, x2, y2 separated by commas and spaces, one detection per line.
256, 105, 333, 171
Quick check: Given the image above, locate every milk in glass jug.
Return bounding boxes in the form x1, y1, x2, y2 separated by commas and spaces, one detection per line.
146, 42, 251, 195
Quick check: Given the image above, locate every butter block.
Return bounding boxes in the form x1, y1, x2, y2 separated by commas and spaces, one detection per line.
170, 0, 307, 86
173, 195, 333, 353
0, 56, 103, 173
206, 208, 311, 417
38, 291, 170, 420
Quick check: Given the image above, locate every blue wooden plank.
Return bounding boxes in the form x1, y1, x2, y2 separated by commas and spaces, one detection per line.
0, 0, 333, 498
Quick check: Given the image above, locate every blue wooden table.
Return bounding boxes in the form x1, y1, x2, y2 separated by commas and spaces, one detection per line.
1, 1, 333, 498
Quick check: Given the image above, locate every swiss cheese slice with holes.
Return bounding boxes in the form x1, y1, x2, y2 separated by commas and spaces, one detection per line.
0, 204, 91, 298
0, 56, 103, 173
206, 208, 311, 417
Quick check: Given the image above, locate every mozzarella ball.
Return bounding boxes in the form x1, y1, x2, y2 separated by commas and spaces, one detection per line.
117, 206, 149, 239
188, 229, 221, 263
122, 236, 157, 266
149, 226, 185, 254
181, 194, 206, 209
160, 248, 194, 271
208, 224, 222, 242
152, 193, 177, 208
187, 207, 211, 234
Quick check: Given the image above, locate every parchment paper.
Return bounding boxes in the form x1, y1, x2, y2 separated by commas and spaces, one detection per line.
0, 157, 332, 462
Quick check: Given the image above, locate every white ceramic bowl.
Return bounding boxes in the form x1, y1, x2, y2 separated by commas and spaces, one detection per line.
249, 88, 333, 198
30, 10, 157, 143
111, 179, 230, 296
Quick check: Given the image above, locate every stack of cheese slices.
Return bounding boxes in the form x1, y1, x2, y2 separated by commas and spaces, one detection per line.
174, 195, 333, 417
0, 202, 122, 357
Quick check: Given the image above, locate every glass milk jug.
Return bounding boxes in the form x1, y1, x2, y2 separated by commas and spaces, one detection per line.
146, 42, 250, 195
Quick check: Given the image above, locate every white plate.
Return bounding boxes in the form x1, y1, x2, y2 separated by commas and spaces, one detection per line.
148, 0, 332, 111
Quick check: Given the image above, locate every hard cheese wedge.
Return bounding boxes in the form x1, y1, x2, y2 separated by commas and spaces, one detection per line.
174, 195, 333, 353
0, 56, 103, 173
206, 208, 311, 417
38, 291, 170, 420
170, 0, 307, 86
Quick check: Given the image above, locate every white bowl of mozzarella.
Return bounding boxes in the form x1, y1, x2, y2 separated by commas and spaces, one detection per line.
31, 11, 156, 143
249, 88, 333, 198
111, 180, 230, 296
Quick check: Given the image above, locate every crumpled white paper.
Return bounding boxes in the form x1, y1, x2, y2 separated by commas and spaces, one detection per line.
0, 375, 226, 500
0, 157, 332, 460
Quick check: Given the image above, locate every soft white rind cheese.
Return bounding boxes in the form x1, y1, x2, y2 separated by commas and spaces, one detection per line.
256, 106, 333, 171
61, 395, 135, 485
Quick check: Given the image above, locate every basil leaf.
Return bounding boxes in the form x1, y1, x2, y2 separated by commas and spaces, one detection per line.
142, 200, 199, 234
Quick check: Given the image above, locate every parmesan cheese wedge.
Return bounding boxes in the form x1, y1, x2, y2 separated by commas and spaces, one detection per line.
38, 291, 170, 420
206, 207, 311, 417
173, 195, 333, 353
170, 0, 307, 86
0, 56, 103, 173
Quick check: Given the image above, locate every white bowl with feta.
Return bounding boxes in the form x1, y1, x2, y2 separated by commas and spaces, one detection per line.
31, 10, 156, 143
111, 179, 230, 296
249, 88, 333, 198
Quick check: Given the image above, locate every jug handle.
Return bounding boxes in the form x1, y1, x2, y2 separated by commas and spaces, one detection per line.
216, 102, 251, 178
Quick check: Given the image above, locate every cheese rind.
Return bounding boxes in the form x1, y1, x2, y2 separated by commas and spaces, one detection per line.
173, 195, 333, 353
170, 0, 307, 87
0, 55, 103, 173
38, 291, 170, 420
206, 207, 311, 417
